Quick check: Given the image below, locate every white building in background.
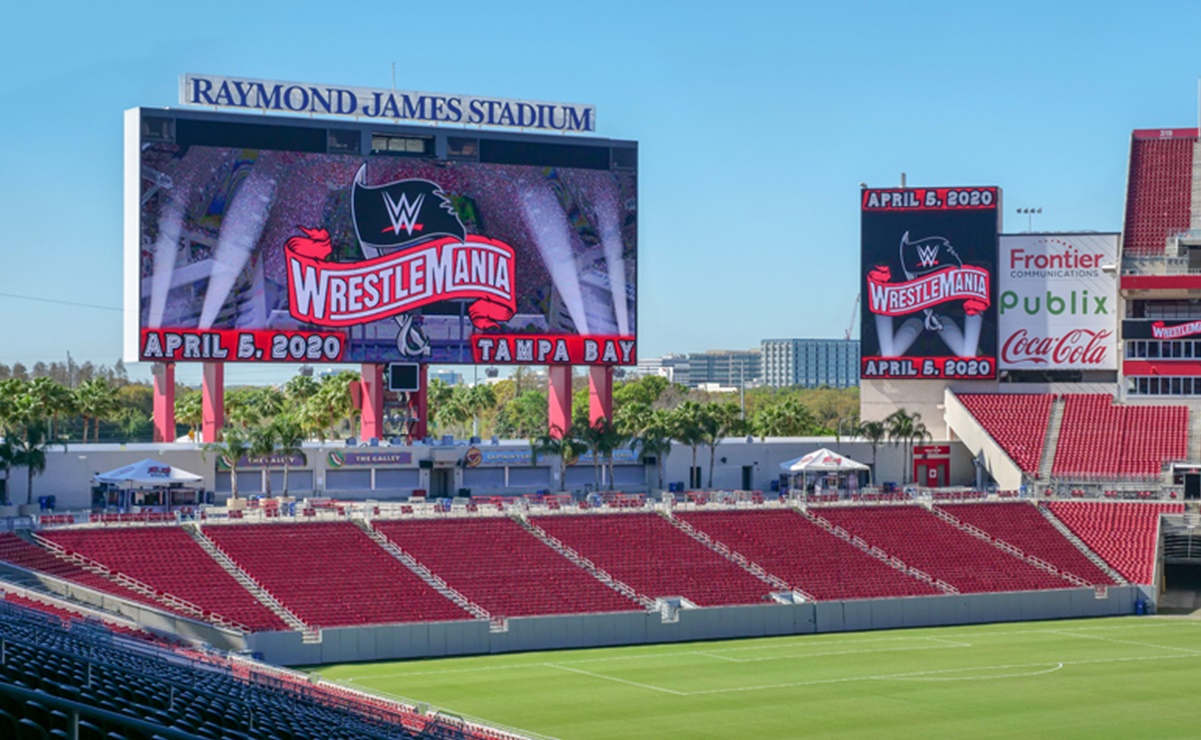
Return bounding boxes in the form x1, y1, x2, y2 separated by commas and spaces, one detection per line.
633, 354, 690, 385
761, 339, 860, 389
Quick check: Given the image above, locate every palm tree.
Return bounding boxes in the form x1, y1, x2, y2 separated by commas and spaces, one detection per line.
26, 377, 75, 440
699, 403, 746, 489
248, 423, 280, 497
630, 409, 675, 492
751, 396, 817, 440
271, 414, 306, 496
531, 424, 585, 492
580, 418, 626, 490
174, 390, 203, 442
858, 420, 886, 484
671, 401, 707, 489
204, 427, 251, 500
885, 409, 929, 485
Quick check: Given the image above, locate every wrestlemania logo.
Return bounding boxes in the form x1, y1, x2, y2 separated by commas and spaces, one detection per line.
285, 166, 516, 356
867, 232, 991, 357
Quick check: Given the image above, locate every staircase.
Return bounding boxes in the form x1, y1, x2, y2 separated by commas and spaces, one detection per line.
1037, 396, 1065, 482
795, 506, 958, 594
657, 510, 812, 602
929, 505, 1086, 588
352, 519, 502, 631
513, 514, 655, 609
183, 524, 319, 642
1037, 505, 1127, 584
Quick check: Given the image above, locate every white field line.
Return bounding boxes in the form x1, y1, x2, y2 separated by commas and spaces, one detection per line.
543, 663, 685, 696
1049, 629, 1201, 655
337, 622, 1201, 682
889, 663, 1064, 682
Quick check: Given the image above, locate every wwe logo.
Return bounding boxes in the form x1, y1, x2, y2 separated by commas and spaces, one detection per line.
382, 191, 425, 236
915, 244, 940, 268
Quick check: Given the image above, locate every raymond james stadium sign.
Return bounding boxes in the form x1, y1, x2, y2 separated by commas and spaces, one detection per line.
180, 74, 597, 133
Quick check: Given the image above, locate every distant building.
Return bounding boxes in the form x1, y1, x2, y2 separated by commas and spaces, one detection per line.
685, 350, 761, 388
634, 354, 690, 386
761, 339, 860, 388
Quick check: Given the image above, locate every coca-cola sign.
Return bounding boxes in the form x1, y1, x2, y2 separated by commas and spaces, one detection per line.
1000, 328, 1113, 366
998, 234, 1118, 371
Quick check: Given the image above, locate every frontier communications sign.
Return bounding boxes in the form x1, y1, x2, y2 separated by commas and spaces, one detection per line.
998, 234, 1118, 371
180, 74, 596, 133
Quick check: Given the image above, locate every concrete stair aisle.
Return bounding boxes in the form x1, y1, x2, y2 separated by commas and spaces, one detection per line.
352, 518, 501, 631
1037, 396, 1065, 482
1036, 505, 1128, 585
929, 505, 1086, 587
658, 510, 812, 602
513, 514, 655, 610
183, 523, 319, 642
796, 506, 958, 594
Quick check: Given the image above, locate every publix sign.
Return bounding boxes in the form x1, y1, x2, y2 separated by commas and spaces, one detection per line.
997, 234, 1118, 371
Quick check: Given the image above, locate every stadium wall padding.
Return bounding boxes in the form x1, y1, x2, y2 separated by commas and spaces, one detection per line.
246, 586, 1145, 666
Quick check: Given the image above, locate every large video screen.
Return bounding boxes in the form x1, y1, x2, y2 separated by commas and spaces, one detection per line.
860, 187, 1000, 380
127, 115, 637, 365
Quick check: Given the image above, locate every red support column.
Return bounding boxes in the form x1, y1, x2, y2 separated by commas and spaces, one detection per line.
152, 362, 175, 443
548, 365, 573, 437
202, 362, 224, 443
360, 363, 385, 443
410, 364, 429, 441
588, 365, 614, 425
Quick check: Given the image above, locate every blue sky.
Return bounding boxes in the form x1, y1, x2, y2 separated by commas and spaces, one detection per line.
3, 1, 1201, 385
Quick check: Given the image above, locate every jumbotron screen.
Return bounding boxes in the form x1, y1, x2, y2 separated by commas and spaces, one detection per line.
125, 109, 637, 365
860, 187, 1000, 380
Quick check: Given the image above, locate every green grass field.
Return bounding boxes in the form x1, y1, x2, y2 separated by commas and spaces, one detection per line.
317, 617, 1201, 738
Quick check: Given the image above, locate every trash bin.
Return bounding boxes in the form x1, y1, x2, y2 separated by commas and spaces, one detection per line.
1135, 599, 1146, 615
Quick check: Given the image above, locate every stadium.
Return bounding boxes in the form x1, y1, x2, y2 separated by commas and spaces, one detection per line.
4, 73, 1201, 738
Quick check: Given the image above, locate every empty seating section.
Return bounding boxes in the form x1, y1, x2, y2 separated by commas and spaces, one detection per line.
0, 533, 189, 616
956, 394, 1052, 475
205, 522, 471, 627
0, 600, 431, 739
677, 510, 942, 600
375, 519, 640, 618
1046, 502, 1182, 584
937, 503, 1117, 585
531, 513, 772, 605
1053, 395, 1188, 479
1123, 133, 1194, 255
818, 506, 1072, 593
41, 527, 287, 631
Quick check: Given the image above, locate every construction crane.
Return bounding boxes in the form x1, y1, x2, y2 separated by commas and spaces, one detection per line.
845, 293, 860, 341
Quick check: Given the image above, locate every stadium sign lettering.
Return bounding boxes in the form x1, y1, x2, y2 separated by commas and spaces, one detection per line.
1151, 320, 1201, 340
1000, 328, 1112, 366
181, 74, 597, 133
866, 266, 991, 316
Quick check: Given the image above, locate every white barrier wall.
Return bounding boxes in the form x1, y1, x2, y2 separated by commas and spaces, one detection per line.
246, 586, 1146, 666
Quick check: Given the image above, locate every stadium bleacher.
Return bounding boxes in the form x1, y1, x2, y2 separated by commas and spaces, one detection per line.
40, 527, 288, 632
374, 517, 642, 619
203, 522, 473, 628
936, 502, 1118, 585
1052, 395, 1188, 479
1045, 501, 1183, 584
531, 513, 774, 605
676, 509, 943, 600
956, 394, 1053, 475
1122, 131, 1194, 254
817, 506, 1076, 593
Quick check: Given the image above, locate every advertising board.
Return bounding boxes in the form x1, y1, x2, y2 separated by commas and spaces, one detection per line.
998, 234, 1118, 370
127, 109, 636, 365
860, 187, 1000, 379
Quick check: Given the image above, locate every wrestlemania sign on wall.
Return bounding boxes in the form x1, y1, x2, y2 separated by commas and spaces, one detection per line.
126, 110, 636, 366
998, 234, 1118, 371
860, 187, 1000, 379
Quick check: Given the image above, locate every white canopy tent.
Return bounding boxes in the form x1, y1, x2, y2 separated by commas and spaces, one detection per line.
779, 448, 869, 498
93, 459, 204, 511
95, 459, 203, 486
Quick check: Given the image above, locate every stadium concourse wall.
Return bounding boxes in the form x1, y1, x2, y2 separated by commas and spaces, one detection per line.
942, 390, 1024, 491
247, 586, 1150, 666
19, 438, 974, 509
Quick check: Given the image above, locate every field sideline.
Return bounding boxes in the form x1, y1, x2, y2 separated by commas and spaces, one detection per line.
316, 617, 1201, 738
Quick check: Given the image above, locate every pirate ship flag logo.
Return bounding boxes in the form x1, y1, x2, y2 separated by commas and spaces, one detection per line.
867, 231, 991, 359
284, 165, 517, 356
